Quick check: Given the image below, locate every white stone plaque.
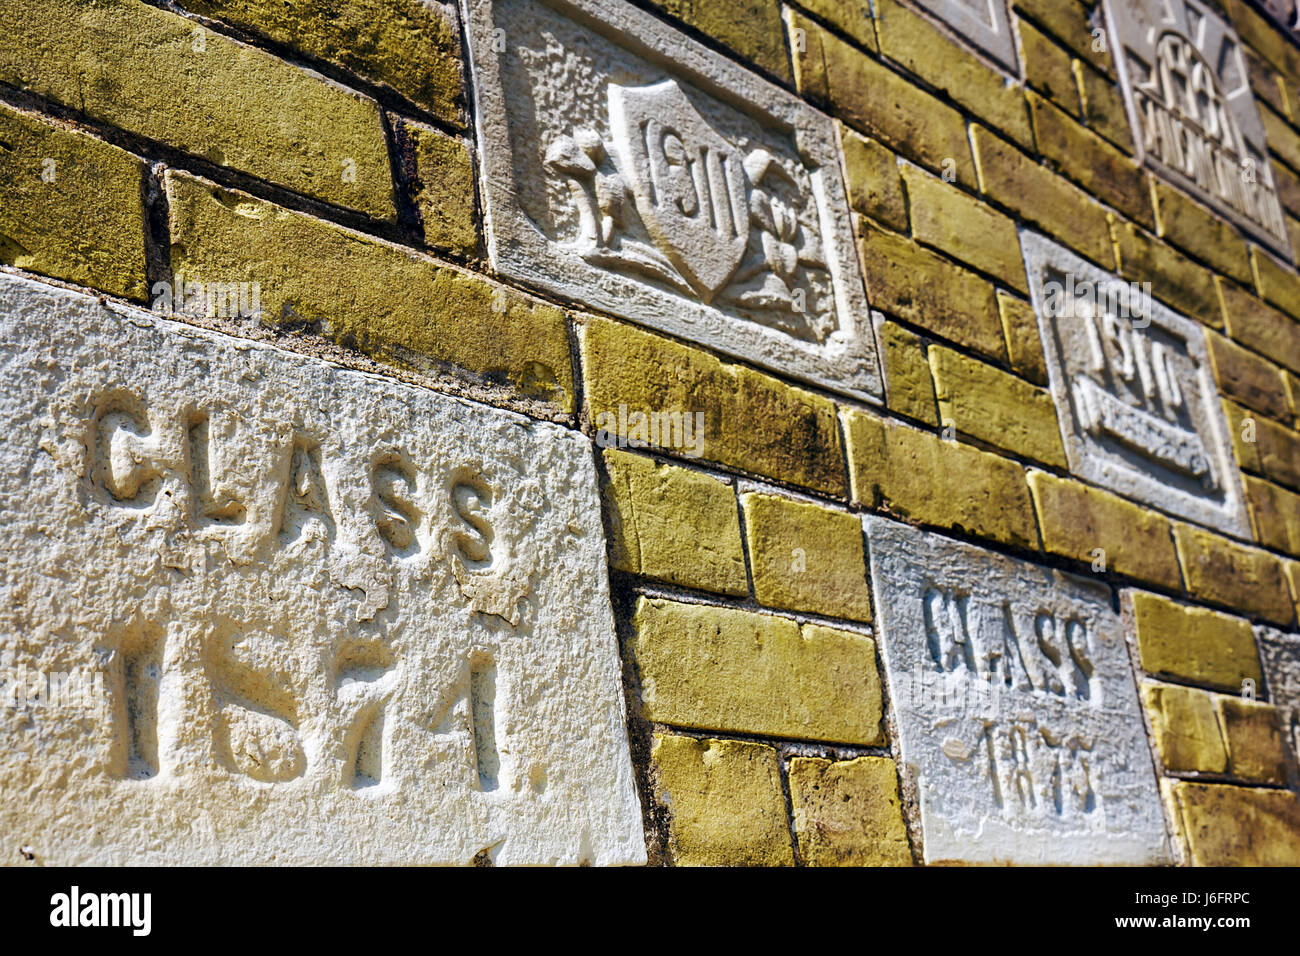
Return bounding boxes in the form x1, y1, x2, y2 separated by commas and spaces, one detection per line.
909, 0, 1018, 71
1021, 231, 1251, 537
0, 273, 645, 865
1102, 0, 1293, 260
1258, 625, 1300, 774
461, 0, 883, 401
865, 516, 1170, 865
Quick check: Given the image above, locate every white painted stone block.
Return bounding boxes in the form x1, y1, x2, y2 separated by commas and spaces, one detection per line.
0, 273, 645, 865
1021, 231, 1251, 537
461, 0, 883, 401
865, 515, 1170, 865
1257, 625, 1300, 776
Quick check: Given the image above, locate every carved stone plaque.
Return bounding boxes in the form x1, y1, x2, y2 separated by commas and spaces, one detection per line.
461, 0, 882, 401
1258, 626, 1300, 774
865, 516, 1170, 865
1102, 0, 1293, 260
909, 0, 1018, 71
1021, 231, 1251, 537
0, 273, 645, 865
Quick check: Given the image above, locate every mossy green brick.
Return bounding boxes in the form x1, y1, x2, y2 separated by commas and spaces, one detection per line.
402, 121, 477, 257
795, 0, 877, 50
789, 756, 912, 866
1140, 681, 1229, 774
741, 493, 872, 621
1125, 590, 1264, 691
0, 102, 146, 301
165, 171, 572, 409
602, 450, 748, 597
0, 0, 395, 220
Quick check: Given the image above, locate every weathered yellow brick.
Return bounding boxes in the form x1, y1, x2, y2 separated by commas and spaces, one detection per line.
741, 493, 872, 621
1216, 697, 1290, 784
402, 121, 476, 257
1243, 475, 1300, 557
795, 0, 878, 51
1205, 328, 1291, 421
650, 0, 791, 81
970, 124, 1113, 267
1014, 0, 1111, 75
650, 734, 794, 867
0, 0, 394, 220
996, 292, 1050, 386
1151, 181, 1253, 287
165, 172, 573, 409
1112, 219, 1222, 328
1235, 404, 1300, 490
1018, 20, 1080, 116
927, 346, 1067, 467
1173, 523, 1296, 627
1223, 398, 1264, 472
1126, 590, 1263, 691
1227, 0, 1300, 76
1246, 44, 1292, 122
1140, 682, 1229, 774
839, 125, 907, 232
182, 0, 463, 125
1288, 559, 1300, 616
1251, 246, 1300, 322
859, 224, 1007, 361
875, 318, 939, 424
1288, 370, 1300, 423
631, 598, 883, 744
842, 409, 1038, 549
1074, 59, 1132, 154
602, 450, 747, 596
873, 0, 1031, 148
1261, 102, 1300, 174
1273, 156, 1300, 220
1028, 92, 1152, 229
0, 102, 146, 301
1028, 472, 1182, 589
789, 13, 977, 188
788, 756, 912, 866
1166, 779, 1300, 865
580, 315, 846, 496
1218, 276, 1300, 374
900, 163, 1028, 292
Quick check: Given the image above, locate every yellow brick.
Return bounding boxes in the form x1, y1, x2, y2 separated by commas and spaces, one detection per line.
1288, 559, 1300, 616
859, 224, 1007, 361
650, 734, 794, 867
580, 315, 846, 496
795, 0, 878, 51
970, 124, 1113, 268
165, 172, 572, 409
1288, 370, 1300, 423
873, 0, 1031, 148
1236, 405, 1300, 490
1222, 398, 1264, 472
790, 13, 977, 188
842, 409, 1038, 549
182, 0, 463, 125
1018, 20, 1079, 116
1126, 590, 1263, 691
1027, 92, 1152, 229
631, 598, 883, 744
1218, 276, 1300, 374
996, 292, 1050, 386
1140, 682, 1228, 774
1074, 59, 1132, 154
1166, 779, 1300, 865
0, 0, 394, 220
650, 0, 791, 81
1111, 219, 1222, 328
1205, 328, 1291, 421
1227, 0, 1300, 76
875, 318, 939, 424
741, 493, 872, 621
1215, 697, 1290, 784
602, 450, 748, 596
900, 163, 1028, 292
1273, 156, 1300, 220
927, 346, 1066, 467
788, 756, 912, 866
839, 125, 907, 232
1243, 475, 1300, 557
1261, 102, 1300, 174
1246, 45, 1292, 122
403, 122, 477, 257
1028, 472, 1182, 590
1014, 0, 1111, 75
0, 102, 146, 301
1173, 523, 1296, 627
1251, 246, 1300, 322
1151, 181, 1253, 287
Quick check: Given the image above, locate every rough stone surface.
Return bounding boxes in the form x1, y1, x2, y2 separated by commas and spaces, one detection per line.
1173, 523, 1296, 627
405, 122, 478, 257
1022, 231, 1252, 537
788, 756, 913, 866
1215, 696, 1289, 784
1166, 780, 1300, 865
1124, 590, 1263, 692
874, 313, 939, 425
1140, 682, 1228, 774
1257, 625, 1300, 776
0, 273, 644, 865
865, 516, 1170, 865
463, 0, 881, 401
907, 0, 1018, 71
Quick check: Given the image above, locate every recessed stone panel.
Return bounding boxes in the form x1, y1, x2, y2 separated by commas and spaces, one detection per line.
1258, 625, 1300, 773
1102, 0, 1293, 259
0, 273, 645, 865
910, 0, 1019, 71
865, 515, 1170, 865
1021, 231, 1251, 537
461, 0, 882, 401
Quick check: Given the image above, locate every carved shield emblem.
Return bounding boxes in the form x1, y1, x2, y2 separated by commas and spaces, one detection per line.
608, 79, 750, 300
